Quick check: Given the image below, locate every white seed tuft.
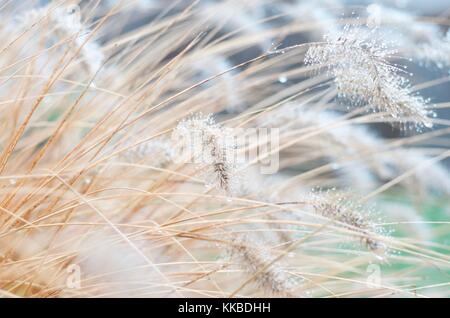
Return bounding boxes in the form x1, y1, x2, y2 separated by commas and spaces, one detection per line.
310, 189, 390, 253
227, 236, 298, 296
305, 25, 434, 129
172, 113, 238, 193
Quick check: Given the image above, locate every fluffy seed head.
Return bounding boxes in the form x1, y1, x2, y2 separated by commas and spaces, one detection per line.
15, 4, 103, 75
367, 5, 450, 70
227, 236, 298, 296
172, 113, 238, 193
310, 189, 389, 254
305, 25, 434, 130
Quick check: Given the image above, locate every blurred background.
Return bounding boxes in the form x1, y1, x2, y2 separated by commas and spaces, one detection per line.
24, 0, 450, 145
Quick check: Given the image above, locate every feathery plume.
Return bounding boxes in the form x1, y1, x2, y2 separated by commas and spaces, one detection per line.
227, 236, 298, 296
414, 32, 450, 70
172, 113, 238, 193
120, 137, 173, 168
305, 25, 434, 129
310, 189, 389, 253
15, 4, 104, 75
367, 4, 450, 70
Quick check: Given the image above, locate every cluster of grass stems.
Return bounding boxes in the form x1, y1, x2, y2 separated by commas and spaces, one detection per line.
0, 0, 449, 298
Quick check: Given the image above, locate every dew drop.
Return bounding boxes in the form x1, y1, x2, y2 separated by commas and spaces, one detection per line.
331, 163, 340, 170
278, 75, 288, 84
